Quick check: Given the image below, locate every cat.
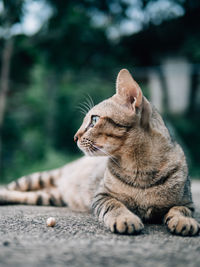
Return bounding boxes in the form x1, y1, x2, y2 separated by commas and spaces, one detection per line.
0, 69, 199, 236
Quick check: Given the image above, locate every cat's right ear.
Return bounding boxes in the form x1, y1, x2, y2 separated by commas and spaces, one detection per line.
116, 69, 143, 110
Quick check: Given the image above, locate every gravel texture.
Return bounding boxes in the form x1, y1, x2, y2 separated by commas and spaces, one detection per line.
0, 181, 200, 267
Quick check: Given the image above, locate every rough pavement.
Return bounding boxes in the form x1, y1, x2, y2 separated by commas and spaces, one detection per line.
0, 181, 200, 267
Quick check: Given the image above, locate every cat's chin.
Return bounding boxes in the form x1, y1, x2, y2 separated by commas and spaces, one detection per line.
83, 150, 106, 157
77, 141, 106, 157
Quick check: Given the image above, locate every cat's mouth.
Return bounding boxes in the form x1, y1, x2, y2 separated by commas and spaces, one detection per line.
78, 138, 104, 156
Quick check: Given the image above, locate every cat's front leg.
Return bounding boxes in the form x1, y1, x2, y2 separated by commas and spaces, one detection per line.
164, 206, 200, 236
92, 192, 144, 234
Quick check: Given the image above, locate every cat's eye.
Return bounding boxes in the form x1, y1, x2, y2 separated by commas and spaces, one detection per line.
90, 115, 100, 127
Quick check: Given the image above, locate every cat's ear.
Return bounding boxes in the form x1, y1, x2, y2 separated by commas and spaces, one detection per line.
116, 69, 142, 110
116, 69, 152, 129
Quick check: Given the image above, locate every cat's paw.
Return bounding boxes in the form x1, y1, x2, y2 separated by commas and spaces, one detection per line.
105, 213, 144, 235
165, 215, 200, 236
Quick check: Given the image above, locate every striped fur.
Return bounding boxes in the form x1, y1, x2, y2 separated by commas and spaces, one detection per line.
1, 69, 199, 236
6, 169, 60, 192
2, 169, 67, 206
0, 188, 67, 206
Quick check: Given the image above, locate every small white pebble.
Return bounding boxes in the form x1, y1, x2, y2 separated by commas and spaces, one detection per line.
46, 217, 56, 227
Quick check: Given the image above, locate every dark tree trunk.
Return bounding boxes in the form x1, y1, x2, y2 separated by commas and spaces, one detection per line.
45, 71, 59, 146
0, 38, 14, 178
188, 65, 199, 115
157, 66, 169, 114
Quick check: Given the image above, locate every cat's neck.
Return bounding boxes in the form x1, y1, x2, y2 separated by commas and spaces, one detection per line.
116, 133, 158, 171
107, 133, 172, 188
110, 145, 159, 175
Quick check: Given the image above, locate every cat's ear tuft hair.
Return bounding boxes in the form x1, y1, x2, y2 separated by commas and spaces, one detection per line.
116, 69, 143, 109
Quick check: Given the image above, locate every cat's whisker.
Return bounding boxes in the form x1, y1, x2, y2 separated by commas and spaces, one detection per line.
86, 93, 94, 109
79, 102, 91, 113
79, 111, 87, 115
92, 144, 120, 168
76, 106, 86, 112
76, 106, 88, 115
83, 93, 95, 110
76, 101, 92, 113
83, 101, 92, 111
78, 103, 89, 112
87, 148, 93, 157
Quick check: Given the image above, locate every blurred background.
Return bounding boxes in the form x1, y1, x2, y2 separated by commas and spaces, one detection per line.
0, 0, 199, 183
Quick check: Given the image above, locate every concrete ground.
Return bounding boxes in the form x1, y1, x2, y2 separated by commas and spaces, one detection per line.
0, 181, 200, 267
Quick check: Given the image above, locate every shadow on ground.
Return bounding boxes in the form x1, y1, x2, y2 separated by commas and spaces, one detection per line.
0, 181, 200, 267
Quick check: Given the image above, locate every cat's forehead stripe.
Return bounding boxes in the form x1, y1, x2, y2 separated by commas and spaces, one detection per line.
88, 99, 134, 126
102, 117, 132, 129
90, 100, 115, 114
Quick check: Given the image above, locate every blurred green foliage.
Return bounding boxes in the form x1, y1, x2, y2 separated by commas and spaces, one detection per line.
0, 0, 200, 182
1, 63, 116, 182
169, 115, 200, 178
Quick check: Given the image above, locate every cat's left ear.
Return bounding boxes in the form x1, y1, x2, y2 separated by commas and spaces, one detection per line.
116, 69, 152, 129
116, 69, 142, 110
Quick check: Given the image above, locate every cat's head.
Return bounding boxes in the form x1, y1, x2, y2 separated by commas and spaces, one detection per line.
74, 69, 152, 157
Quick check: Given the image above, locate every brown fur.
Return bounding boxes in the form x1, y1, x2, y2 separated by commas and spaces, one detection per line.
0, 69, 199, 236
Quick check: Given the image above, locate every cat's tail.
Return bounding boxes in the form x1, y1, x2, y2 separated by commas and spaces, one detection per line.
6, 169, 62, 192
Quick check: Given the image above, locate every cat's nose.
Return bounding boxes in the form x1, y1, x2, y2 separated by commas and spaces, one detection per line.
74, 134, 78, 143
74, 130, 83, 142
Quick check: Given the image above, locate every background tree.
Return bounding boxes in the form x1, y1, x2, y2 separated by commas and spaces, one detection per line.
0, 0, 24, 176
0, 0, 200, 181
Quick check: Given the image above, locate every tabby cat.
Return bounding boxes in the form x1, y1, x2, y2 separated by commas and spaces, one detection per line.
0, 69, 199, 236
